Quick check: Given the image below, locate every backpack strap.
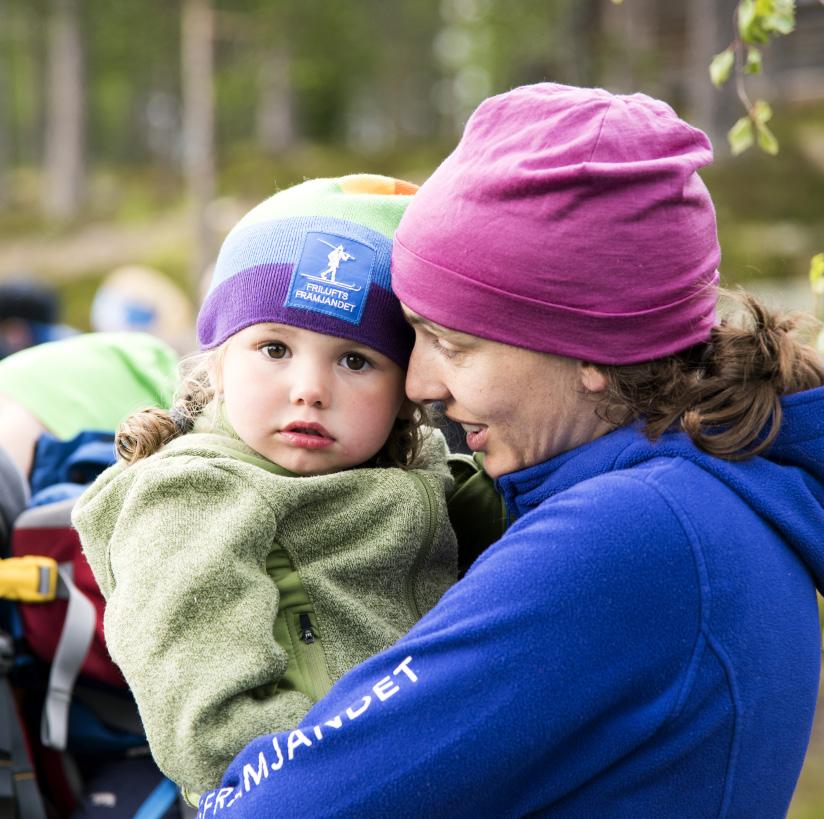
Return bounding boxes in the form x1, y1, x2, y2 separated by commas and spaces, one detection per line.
132, 778, 181, 819
0, 630, 48, 819
40, 564, 96, 751
0, 552, 98, 751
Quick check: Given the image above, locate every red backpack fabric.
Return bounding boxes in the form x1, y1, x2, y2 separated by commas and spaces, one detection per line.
12, 499, 124, 688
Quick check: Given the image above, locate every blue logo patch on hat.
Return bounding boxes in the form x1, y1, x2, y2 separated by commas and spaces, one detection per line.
285, 231, 375, 325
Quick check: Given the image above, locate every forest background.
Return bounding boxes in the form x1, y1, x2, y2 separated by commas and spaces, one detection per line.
0, 0, 823, 814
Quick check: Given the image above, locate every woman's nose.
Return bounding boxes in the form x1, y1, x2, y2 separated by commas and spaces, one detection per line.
405, 342, 450, 404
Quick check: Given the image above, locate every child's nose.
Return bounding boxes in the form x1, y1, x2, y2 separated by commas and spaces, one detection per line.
290, 364, 330, 408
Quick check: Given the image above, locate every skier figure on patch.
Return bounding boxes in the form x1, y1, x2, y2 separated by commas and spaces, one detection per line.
318, 239, 354, 283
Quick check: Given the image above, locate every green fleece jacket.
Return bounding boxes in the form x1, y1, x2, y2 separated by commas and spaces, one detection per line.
72, 421, 469, 795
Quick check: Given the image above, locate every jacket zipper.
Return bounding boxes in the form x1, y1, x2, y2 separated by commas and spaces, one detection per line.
298, 612, 315, 643
404, 473, 437, 620
290, 611, 333, 700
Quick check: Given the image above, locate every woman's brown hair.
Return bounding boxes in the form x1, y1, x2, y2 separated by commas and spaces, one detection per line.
115, 347, 429, 469
593, 291, 824, 461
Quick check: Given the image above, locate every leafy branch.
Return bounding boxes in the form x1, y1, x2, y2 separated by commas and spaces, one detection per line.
709, 0, 796, 155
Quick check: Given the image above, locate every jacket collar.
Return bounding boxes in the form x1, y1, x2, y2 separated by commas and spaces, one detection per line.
495, 425, 643, 519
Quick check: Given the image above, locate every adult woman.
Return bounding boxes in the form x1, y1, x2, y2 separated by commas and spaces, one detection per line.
199, 84, 824, 818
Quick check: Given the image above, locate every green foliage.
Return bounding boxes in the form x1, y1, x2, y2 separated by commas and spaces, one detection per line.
752, 100, 779, 155
737, 0, 795, 44
729, 116, 755, 155
756, 120, 779, 155
710, 48, 734, 88
713, 0, 796, 89
744, 46, 762, 74
726, 101, 776, 158
706, 0, 796, 157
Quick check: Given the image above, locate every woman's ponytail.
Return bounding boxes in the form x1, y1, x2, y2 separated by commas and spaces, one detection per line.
596, 291, 824, 460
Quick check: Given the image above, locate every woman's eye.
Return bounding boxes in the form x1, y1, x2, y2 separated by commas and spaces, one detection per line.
341, 352, 370, 371
261, 343, 288, 360
433, 337, 459, 359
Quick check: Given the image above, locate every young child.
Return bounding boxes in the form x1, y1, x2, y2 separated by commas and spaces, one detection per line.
72, 175, 495, 802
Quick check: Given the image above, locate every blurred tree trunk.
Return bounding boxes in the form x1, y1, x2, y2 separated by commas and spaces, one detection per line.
42, 0, 86, 221
12, 4, 46, 168
567, 0, 603, 87
181, 0, 216, 291
685, 0, 739, 151
256, 46, 295, 154
601, 0, 656, 91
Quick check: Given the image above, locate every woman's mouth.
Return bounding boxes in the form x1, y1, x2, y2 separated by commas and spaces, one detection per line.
459, 422, 488, 452
280, 422, 335, 449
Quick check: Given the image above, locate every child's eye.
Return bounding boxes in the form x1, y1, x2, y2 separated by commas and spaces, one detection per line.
260, 342, 289, 360
340, 352, 370, 371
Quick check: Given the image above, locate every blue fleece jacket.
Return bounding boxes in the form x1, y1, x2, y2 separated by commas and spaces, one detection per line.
196, 386, 824, 819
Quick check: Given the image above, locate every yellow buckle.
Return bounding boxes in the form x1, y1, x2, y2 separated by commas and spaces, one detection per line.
0, 556, 59, 602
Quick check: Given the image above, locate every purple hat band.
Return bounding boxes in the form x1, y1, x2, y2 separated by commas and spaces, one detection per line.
198, 262, 413, 367
197, 177, 418, 367
197, 194, 417, 366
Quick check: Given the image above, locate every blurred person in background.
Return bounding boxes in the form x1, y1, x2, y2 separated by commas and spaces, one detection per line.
0, 331, 177, 543
91, 265, 196, 353
0, 278, 76, 360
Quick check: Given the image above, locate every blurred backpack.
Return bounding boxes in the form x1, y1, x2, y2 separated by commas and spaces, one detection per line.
0, 431, 190, 818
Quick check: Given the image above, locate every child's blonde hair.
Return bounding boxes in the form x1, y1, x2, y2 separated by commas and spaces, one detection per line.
115, 348, 429, 470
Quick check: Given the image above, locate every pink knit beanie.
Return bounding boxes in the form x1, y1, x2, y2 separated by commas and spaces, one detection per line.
392, 83, 721, 364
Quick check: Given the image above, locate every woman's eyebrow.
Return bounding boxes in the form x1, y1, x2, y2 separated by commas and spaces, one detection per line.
402, 310, 453, 336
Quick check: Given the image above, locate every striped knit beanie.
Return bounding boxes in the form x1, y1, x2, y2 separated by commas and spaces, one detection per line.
198, 175, 418, 367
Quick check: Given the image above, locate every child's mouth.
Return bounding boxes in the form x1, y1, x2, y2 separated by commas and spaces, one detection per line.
280, 422, 335, 449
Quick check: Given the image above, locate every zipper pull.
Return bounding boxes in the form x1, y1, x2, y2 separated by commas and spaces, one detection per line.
299, 613, 315, 644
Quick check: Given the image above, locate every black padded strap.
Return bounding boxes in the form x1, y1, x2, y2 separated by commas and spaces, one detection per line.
0, 630, 47, 819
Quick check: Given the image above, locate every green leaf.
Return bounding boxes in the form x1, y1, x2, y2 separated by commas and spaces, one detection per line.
810, 253, 824, 296
756, 120, 779, 155
764, 0, 795, 34
729, 116, 755, 155
738, 0, 770, 43
745, 46, 762, 74
752, 99, 773, 123
737, 0, 756, 39
710, 48, 735, 87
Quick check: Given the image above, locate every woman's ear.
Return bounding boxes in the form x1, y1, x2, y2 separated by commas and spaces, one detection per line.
580, 363, 607, 394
